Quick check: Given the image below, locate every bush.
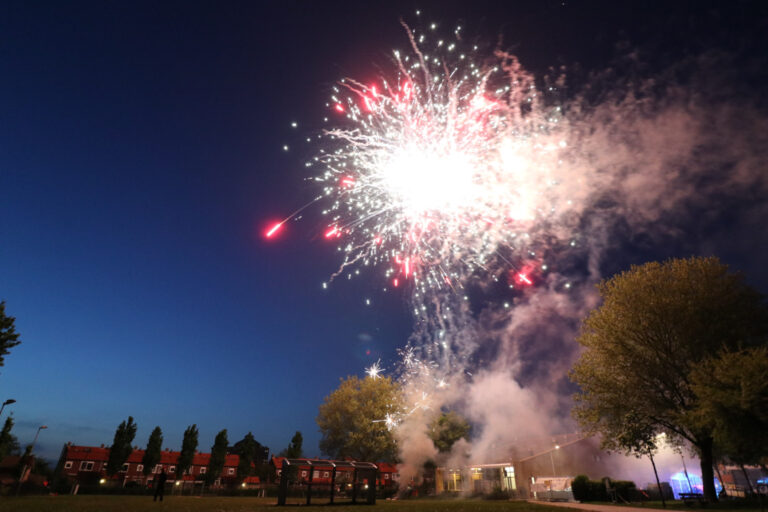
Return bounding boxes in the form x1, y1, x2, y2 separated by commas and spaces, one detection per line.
572, 475, 590, 501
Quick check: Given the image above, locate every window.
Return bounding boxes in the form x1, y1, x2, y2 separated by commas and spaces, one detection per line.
313, 470, 320, 479
301, 470, 307, 478
79, 461, 94, 471
384, 473, 389, 480
121, 463, 129, 472
228, 468, 235, 475
169, 466, 175, 473
64, 461, 73, 469
137, 464, 143, 472
200, 467, 207, 474
155, 465, 163, 473
323, 471, 329, 478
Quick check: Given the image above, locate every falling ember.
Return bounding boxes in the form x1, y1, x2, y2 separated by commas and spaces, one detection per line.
517, 273, 533, 285
265, 222, 283, 238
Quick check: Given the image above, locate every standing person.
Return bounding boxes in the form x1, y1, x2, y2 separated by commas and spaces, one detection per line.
154, 469, 167, 502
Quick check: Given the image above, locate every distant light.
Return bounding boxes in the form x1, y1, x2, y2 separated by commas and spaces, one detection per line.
175, 481, 180, 486
291, 122, 298, 128
99, 478, 106, 484
283, 145, 289, 151
242, 482, 247, 488
555, 445, 560, 450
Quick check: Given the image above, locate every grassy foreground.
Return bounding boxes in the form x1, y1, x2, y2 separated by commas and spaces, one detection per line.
1, 496, 568, 512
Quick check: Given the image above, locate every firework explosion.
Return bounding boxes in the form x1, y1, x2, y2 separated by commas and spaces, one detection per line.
272, 21, 580, 301
267, 20, 591, 432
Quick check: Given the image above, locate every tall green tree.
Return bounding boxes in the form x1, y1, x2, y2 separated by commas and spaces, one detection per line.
0, 415, 20, 459
205, 429, 228, 485
106, 416, 137, 476
428, 411, 470, 453
570, 256, 768, 502
0, 301, 21, 369
177, 424, 199, 479
281, 431, 303, 458
141, 426, 163, 479
235, 432, 258, 481
317, 375, 403, 461
690, 347, 768, 468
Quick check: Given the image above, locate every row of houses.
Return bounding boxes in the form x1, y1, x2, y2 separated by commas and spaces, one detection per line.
55, 444, 400, 490
56, 443, 259, 488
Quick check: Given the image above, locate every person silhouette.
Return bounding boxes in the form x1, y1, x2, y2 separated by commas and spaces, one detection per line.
154, 469, 167, 501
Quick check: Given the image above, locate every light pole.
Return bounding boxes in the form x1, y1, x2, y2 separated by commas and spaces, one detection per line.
16, 425, 47, 496
549, 445, 560, 476
0, 398, 16, 418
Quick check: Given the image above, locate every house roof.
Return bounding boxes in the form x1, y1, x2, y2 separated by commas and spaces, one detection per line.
63, 445, 239, 467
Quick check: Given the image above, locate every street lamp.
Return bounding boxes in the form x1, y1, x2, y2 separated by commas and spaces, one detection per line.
549, 445, 560, 476
0, 398, 16, 418
16, 425, 47, 496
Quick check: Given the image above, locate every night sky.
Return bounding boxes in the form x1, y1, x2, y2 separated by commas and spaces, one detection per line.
1, 1, 766, 462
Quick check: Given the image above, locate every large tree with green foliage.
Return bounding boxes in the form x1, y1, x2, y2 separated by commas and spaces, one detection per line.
570, 256, 768, 503
106, 416, 137, 476
0, 301, 21, 369
317, 375, 403, 461
690, 347, 768, 468
141, 426, 163, 479
177, 424, 199, 479
0, 415, 20, 459
428, 411, 471, 453
205, 429, 228, 485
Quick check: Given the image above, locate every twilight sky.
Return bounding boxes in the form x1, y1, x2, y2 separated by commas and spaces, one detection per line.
1, 0, 766, 462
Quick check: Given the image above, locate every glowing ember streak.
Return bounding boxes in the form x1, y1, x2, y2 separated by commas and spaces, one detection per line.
325, 226, 339, 238
265, 222, 283, 238
517, 273, 532, 285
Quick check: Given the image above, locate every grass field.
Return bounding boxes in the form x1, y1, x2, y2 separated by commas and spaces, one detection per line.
3, 496, 767, 512
0, 496, 569, 512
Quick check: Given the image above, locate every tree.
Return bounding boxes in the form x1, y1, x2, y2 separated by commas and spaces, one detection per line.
0, 415, 20, 460
177, 424, 199, 480
690, 347, 768, 469
570, 257, 768, 503
141, 426, 163, 479
0, 301, 21, 369
281, 431, 303, 458
235, 432, 259, 481
317, 375, 403, 461
428, 411, 470, 453
106, 416, 137, 476
205, 429, 228, 485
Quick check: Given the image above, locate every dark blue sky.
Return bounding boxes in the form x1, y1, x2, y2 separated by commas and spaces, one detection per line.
1, 1, 766, 461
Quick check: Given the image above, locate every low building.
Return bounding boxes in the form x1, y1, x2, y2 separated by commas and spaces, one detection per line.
271, 456, 399, 490
56, 443, 241, 488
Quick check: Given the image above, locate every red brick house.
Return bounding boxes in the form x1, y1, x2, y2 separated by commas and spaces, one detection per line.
56, 443, 243, 487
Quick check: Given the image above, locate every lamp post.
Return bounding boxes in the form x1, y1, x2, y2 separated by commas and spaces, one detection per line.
0, 398, 16, 418
16, 425, 47, 496
549, 445, 560, 476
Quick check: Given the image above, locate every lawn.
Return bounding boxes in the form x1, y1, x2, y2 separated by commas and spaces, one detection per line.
1, 496, 569, 512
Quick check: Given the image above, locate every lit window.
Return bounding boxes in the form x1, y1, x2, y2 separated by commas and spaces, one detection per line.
301, 471, 307, 478
79, 461, 94, 471
64, 461, 73, 469
169, 466, 175, 473
313, 470, 320, 479
121, 463, 129, 472
137, 464, 143, 472
323, 471, 329, 478
200, 467, 207, 474
384, 474, 389, 480
155, 465, 163, 473
228, 468, 235, 475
